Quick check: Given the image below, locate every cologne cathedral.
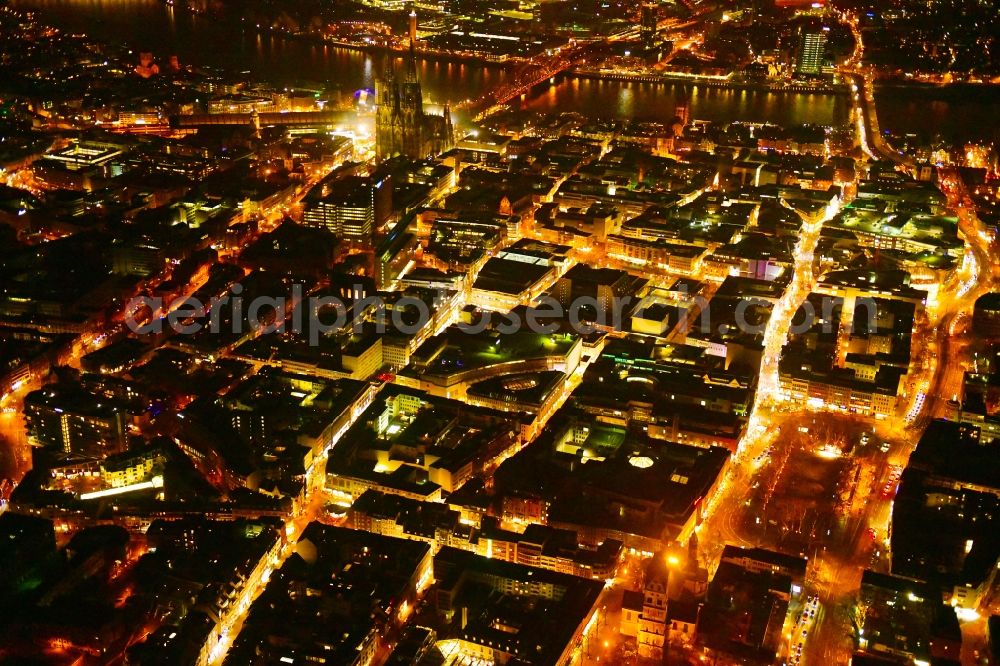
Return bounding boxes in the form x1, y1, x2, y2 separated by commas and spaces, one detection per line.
375, 50, 454, 162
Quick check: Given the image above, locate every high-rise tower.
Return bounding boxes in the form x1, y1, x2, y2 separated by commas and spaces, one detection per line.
796, 29, 828, 75
408, 4, 418, 45
640, 2, 658, 47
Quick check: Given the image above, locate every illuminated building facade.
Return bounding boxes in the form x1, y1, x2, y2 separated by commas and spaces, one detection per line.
24, 386, 127, 457
638, 556, 669, 659
796, 30, 828, 75
303, 175, 391, 244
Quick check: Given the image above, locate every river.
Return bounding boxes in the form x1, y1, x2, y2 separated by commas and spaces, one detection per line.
12, 0, 1000, 141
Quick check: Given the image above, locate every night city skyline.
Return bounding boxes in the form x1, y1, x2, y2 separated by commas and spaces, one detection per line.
0, 0, 998, 664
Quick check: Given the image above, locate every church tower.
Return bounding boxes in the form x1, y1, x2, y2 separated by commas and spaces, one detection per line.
375, 58, 401, 162
399, 44, 425, 159
443, 102, 455, 148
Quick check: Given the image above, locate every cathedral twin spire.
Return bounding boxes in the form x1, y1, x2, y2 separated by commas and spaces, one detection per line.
375, 44, 454, 162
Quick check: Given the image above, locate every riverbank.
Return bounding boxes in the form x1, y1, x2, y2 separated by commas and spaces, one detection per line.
568, 68, 848, 95
874, 80, 1000, 100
